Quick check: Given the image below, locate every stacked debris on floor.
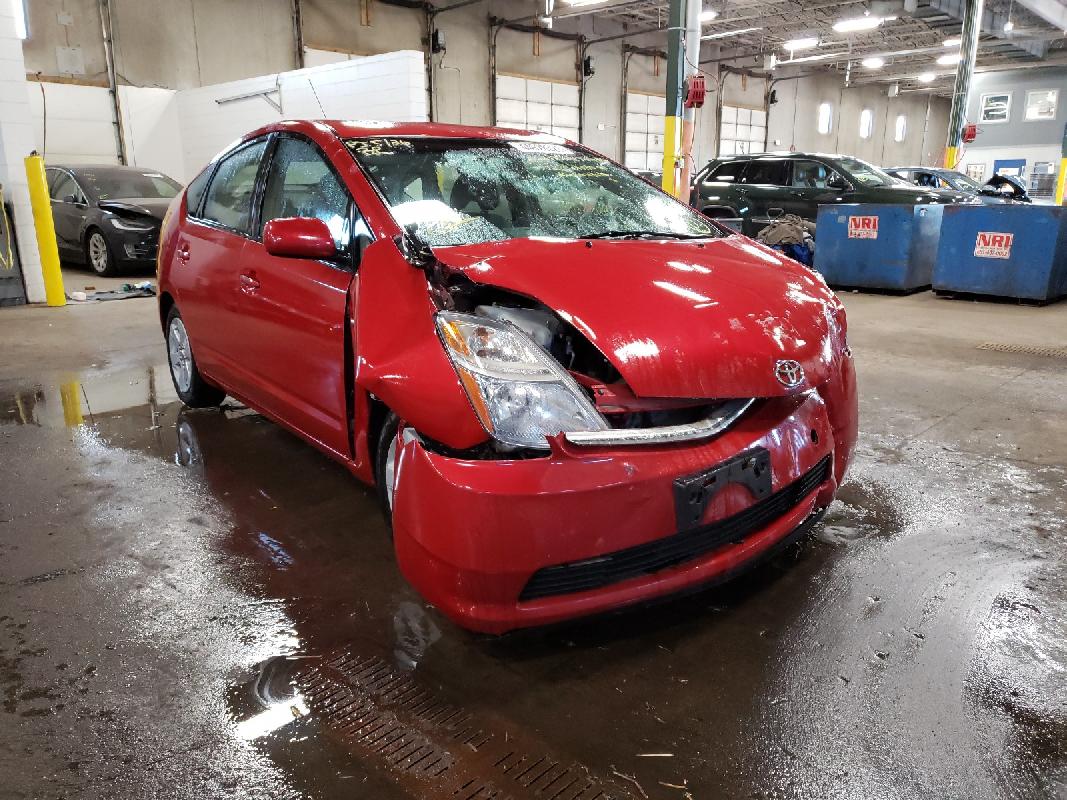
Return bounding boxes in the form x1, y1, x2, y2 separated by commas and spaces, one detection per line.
757, 214, 816, 266
68, 281, 156, 302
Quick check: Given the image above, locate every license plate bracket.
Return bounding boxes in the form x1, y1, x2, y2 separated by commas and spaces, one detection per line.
673, 447, 772, 530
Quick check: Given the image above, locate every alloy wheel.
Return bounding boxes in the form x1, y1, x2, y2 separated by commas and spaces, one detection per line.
168, 318, 193, 394
88, 232, 109, 274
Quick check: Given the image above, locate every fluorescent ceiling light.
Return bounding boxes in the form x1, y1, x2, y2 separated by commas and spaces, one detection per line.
700, 8, 719, 21
783, 36, 820, 50
917, 72, 936, 82
1003, 20, 1014, 31
833, 15, 892, 33
943, 37, 961, 47
11, 0, 26, 39
701, 25, 761, 40
937, 52, 961, 65
862, 56, 885, 68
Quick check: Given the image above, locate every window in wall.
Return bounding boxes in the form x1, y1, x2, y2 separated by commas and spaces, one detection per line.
859, 109, 874, 139
1025, 89, 1058, 121
624, 92, 667, 172
495, 74, 581, 141
817, 103, 833, 135
894, 114, 907, 142
12, 0, 27, 39
718, 105, 766, 157
201, 139, 268, 233
979, 92, 1011, 124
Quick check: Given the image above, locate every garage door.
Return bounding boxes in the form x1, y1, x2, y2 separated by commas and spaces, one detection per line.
624, 92, 667, 172
718, 105, 767, 156
495, 74, 580, 141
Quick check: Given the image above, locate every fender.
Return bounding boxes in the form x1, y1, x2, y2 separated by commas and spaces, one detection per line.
349, 238, 487, 479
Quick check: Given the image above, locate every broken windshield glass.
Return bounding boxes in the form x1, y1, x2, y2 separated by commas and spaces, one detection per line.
345, 137, 720, 247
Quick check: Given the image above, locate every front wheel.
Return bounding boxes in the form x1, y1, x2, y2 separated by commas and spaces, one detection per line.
86, 229, 118, 276
374, 412, 402, 527
166, 306, 225, 408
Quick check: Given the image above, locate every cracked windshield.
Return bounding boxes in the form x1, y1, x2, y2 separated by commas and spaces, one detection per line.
346, 137, 719, 246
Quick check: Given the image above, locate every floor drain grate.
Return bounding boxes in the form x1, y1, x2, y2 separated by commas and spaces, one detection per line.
977, 342, 1067, 359
297, 650, 626, 799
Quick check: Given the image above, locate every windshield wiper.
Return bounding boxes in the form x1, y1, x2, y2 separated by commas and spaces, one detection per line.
578, 230, 712, 240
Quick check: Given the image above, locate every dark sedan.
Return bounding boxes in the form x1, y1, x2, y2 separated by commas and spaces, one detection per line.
46, 164, 182, 276
885, 166, 1031, 204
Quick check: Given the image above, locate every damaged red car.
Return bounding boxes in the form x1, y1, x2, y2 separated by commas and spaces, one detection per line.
158, 121, 857, 634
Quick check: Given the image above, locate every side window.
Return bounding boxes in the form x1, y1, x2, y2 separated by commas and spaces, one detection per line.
791, 160, 841, 189
707, 161, 748, 183
260, 137, 354, 251
50, 174, 84, 204
743, 160, 790, 186
915, 171, 938, 188
201, 139, 268, 233
185, 167, 213, 217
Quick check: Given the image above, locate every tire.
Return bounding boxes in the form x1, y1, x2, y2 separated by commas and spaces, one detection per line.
374, 411, 402, 527
85, 228, 118, 276
165, 306, 225, 408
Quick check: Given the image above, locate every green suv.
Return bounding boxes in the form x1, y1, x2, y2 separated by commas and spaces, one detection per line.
689, 152, 963, 236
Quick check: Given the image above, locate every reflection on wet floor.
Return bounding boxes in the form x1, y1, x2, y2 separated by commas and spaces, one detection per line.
1, 363, 1065, 799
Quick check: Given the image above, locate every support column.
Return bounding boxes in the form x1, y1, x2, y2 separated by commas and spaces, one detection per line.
0, 4, 45, 303
944, 0, 983, 169
661, 0, 685, 196
677, 0, 701, 194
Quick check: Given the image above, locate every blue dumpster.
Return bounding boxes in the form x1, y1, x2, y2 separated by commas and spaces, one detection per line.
933, 205, 1067, 302
814, 204, 943, 291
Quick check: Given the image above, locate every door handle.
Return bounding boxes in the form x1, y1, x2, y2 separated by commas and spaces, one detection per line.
239, 272, 260, 294
176, 241, 191, 264
789, 190, 806, 197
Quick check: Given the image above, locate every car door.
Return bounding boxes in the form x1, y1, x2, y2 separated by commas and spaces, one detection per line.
737, 158, 790, 235
785, 159, 853, 221
694, 159, 749, 216
231, 134, 366, 458
48, 170, 88, 258
174, 137, 270, 393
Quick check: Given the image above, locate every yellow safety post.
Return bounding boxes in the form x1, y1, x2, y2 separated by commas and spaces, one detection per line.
943, 145, 958, 170
1055, 158, 1067, 206
24, 153, 65, 307
59, 381, 84, 427
661, 115, 680, 197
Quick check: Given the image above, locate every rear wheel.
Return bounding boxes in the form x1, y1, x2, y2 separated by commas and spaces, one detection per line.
374, 411, 402, 527
166, 306, 225, 408
85, 229, 118, 276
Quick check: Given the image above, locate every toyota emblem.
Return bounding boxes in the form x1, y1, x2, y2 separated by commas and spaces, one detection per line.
774, 359, 804, 388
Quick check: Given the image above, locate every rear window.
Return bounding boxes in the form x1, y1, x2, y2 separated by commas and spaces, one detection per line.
707, 161, 748, 183
743, 160, 790, 186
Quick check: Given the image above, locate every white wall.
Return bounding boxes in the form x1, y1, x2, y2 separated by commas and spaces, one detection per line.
0, 5, 43, 303
28, 81, 116, 165
175, 50, 427, 181
119, 86, 183, 180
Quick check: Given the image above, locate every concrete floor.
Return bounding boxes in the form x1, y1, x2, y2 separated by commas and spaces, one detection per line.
0, 291, 1065, 800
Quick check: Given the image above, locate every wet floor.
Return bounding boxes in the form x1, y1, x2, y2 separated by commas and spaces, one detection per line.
0, 293, 1065, 799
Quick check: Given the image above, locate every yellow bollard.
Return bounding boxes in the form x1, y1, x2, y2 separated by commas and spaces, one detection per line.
24, 153, 65, 307
1055, 157, 1067, 206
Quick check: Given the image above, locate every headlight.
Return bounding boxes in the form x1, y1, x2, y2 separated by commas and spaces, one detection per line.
436, 311, 608, 449
110, 216, 155, 232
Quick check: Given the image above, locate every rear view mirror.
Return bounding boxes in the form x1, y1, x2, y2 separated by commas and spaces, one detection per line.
827, 176, 849, 191
263, 217, 337, 260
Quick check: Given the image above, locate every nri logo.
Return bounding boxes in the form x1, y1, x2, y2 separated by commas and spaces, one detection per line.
974, 231, 1014, 259
847, 215, 879, 239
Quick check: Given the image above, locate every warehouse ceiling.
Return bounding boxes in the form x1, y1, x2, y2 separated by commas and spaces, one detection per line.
570, 0, 1067, 94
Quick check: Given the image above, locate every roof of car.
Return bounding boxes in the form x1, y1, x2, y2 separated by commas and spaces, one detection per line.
713, 151, 850, 161
49, 164, 174, 178
245, 119, 565, 143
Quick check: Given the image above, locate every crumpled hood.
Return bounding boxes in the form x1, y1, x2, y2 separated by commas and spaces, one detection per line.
435, 236, 844, 399
98, 197, 170, 221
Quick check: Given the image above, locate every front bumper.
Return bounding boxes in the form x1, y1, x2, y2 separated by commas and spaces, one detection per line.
391, 386, 850, 634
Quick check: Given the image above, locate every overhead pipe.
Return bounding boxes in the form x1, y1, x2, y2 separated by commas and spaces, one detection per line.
944, 0, 983, 168
98, 0, 126, 165
677, 0, 701, 192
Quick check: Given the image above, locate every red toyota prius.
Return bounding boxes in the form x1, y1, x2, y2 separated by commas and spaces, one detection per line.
158, 120, 857, 634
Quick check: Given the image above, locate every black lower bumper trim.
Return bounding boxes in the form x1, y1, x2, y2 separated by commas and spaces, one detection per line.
519, 455, 833, 602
